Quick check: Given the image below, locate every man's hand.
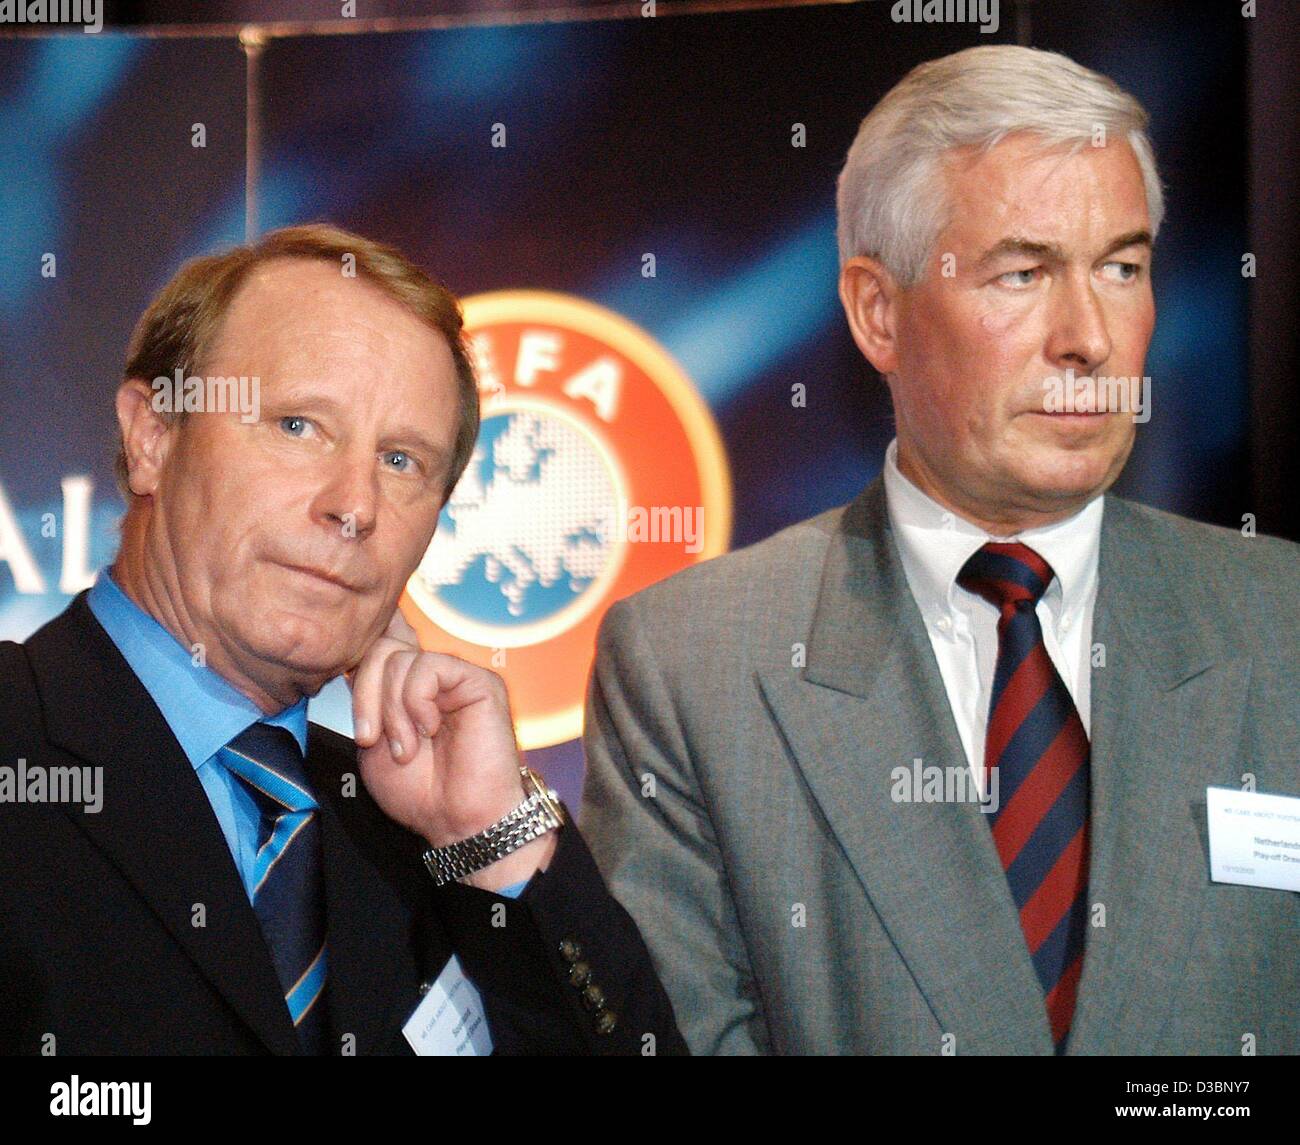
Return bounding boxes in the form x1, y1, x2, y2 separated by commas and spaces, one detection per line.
348, 606, 557, 891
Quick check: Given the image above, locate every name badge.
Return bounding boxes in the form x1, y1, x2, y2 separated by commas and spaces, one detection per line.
1206, 786, 1300, 893
402, 955, 493, 1056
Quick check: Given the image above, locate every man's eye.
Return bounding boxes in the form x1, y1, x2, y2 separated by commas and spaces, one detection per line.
1101, 261, 1142, 283
997, 268, 1039, 288
279, 416, 312, 437
383, 451, 416, 473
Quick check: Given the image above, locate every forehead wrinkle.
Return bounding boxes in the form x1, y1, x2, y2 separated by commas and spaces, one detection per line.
944, 143, 1149, 269
206, 260, 426, 369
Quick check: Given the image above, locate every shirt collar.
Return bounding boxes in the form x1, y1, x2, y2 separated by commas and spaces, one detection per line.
86, 567, 309, 768
882, 438, 1103, 619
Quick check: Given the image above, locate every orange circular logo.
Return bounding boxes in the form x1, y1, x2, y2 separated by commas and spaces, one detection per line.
401, 291, 732, 749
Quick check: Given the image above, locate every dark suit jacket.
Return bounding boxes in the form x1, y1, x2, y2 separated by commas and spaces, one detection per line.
0, 592, 686, 1055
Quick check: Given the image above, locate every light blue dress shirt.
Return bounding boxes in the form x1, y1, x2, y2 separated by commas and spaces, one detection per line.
88, 568, 309, 903
86, 568, 527, 899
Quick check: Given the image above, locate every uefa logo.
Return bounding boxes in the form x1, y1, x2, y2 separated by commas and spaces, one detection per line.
402, 291, 732, 749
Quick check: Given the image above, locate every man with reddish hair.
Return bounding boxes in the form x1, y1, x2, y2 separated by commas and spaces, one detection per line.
0, 224, 686, 1056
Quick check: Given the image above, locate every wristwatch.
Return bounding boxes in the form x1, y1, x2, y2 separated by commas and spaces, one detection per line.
422, 767, 565, 887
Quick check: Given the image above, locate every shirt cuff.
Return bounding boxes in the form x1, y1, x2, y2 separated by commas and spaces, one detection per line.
496, 879, 529, 899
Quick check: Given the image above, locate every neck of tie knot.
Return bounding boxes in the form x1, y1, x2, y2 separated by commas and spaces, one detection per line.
218, 721, 317, 814
957, 542, 1055, 614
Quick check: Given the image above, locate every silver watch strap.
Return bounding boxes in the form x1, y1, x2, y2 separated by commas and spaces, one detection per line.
422, 784, 562, 887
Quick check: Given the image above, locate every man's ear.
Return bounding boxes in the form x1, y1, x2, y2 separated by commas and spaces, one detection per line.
838, 256, 902, 376
116, 378, 176, 497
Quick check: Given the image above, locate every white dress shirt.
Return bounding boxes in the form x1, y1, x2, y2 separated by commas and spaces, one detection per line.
881, 439, 1103, 793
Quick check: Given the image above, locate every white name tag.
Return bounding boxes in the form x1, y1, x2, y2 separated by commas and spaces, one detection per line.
402, 955, 493, 1056
1207, 786, 1300, 893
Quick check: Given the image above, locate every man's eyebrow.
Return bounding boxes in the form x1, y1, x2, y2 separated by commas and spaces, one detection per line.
386, 430, 449, 466
1096, 229, 1153, 259
975, 229, 1153, 270
266, 390, 346, 416
975, 237, 1066, 269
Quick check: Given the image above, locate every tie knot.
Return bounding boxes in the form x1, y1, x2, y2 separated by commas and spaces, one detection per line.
957, 542, 1055, 611
219, 721, 317, 812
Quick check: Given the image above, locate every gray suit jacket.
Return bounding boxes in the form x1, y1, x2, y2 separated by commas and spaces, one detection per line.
581, 478, 1300, 1054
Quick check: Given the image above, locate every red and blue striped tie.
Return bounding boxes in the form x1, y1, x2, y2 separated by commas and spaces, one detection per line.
957, 543, 1091, 1051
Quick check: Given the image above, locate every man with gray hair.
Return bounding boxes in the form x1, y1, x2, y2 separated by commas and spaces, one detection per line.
582, 45, 1299, 1055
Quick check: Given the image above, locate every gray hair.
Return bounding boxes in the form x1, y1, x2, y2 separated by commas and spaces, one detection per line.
835, 45, 1164, 286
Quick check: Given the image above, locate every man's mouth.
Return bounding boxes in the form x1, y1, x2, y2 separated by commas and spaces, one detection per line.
1030, 409, 1109, 418
280, 563, 361, 592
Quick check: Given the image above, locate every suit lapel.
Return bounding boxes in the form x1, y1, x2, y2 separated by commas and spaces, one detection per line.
26, 593, 300, 1055
1067, 497, 1249, 1054
758, 480, 1054, 1053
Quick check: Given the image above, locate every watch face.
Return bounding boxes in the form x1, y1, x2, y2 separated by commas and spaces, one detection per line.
527, 771, 566, 825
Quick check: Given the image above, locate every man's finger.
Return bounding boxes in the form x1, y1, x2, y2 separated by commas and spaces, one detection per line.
401, 653, 447, 742
380, 650, 421, 761
350, 636, 405, 746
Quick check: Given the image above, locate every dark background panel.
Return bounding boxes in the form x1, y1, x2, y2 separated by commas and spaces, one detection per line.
0, 2, 1284, 793
250, 2, 1256, 548
0, 33, 246, 639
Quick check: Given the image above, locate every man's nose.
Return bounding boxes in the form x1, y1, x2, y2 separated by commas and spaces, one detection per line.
1045, 272, 1112, 372
313, 448, 379, 541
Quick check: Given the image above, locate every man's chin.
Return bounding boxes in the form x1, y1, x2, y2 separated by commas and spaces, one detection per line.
237, 620, 360, 687
1011, 451, 1123, 510
256, 648, 351, 693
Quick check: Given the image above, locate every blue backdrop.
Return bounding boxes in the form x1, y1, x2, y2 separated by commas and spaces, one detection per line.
0, 1, 1252, 802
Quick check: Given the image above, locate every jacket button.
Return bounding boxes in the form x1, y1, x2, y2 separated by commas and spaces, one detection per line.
559, 939, 582, 963
581, 984, 606, 1011
595, 1010, 618, 1036
568, 960, 592, 988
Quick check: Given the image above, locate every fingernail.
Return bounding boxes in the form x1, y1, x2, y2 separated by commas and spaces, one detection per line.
390, 739, 403, 758
356, 718, 372, 741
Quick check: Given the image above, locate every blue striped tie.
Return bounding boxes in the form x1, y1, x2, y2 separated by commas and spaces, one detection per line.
218, 722, 330, 1055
